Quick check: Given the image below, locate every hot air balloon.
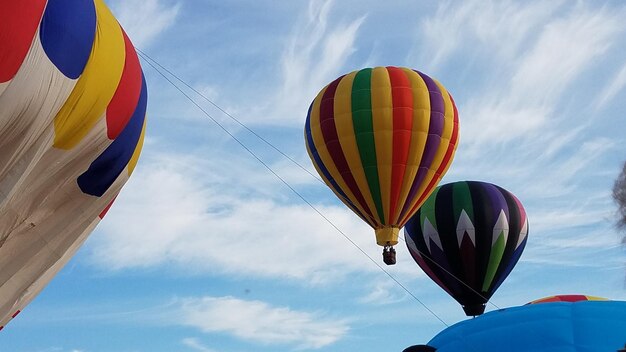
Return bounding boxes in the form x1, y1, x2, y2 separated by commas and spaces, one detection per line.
413, 298, 626, 351
0, 0, 147, 329
404, 181, 528, 316
305, 67, 459, 264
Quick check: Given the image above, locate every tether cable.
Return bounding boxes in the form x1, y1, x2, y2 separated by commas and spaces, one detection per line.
137, 50, 450, 327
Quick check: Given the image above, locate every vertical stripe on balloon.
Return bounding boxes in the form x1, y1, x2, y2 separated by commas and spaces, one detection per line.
0, 0, 47, 83
53, 0, 125, 150
419, 186, 439, 239
370, 67, 393, 224
396, 68, 430, 223
387, 67, 413, 223
319, 77, 375, 223
453, 182, 477, 286
333, 72, 380, 222
99, 197, 117, 218
399, 71, 444, 219
307, 86, 374, 226
482, 210, 508, 291
128, 115, 147, 176
399, 80, 458, 225
106, 29, 142, 139
351, 68, 385, 223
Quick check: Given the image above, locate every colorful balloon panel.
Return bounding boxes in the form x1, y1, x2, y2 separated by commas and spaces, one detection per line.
426, 299, 626, 351
405, 181, 528, 316
305, 67, 459, 246
0, 0, 48, 83
527, 294, 608, 305
0, 0, 147, 329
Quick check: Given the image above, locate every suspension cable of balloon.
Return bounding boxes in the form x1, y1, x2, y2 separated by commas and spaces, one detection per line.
135, 49, 451, 328
136, 52, 556, 352
136, 50, 540, 352
134, 50, 562, 352
135, 48, 506, 314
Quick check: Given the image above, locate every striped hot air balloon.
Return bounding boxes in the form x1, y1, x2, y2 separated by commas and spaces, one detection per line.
304, 67, 459, 264
0, 0, 147, 329
405, 181, 528, 316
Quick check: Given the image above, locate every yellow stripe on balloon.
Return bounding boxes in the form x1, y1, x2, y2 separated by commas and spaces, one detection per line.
334, 71, 380, 224
127, 116, 147, 176
394, 68, 431, 223
53, 0, 125, 150
370, 67, 393, 224
310, 85, 374, 227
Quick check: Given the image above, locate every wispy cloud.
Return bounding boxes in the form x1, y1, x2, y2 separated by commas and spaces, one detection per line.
181, 338, 218, 352
178, 296, 349, 349
458, 4, 623, 149
254, 0, 366, 125
108, 0, 181, 48
358, 280, 409, 305
509, 4, 622, 105
595, 62, 626, 110
415, 0, 564, 71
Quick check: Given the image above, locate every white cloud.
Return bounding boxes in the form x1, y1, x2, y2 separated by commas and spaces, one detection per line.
108, 0, 181, 48
595, 62, 626, 110
509, 5, 622, 105
254, 0, 366, 125
529, 207, 613, 236
181, 338, 218, 352
358, 280, 409, 305
458, 4, 623, 149
522, 138, 617, 198
416, 0, 564, 70
178, 296, 349, 349
413, 1, 625, 162
89, 151, 402, 284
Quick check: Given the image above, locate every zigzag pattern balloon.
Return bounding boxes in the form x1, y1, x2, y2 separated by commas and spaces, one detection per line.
405, 181, 528, 316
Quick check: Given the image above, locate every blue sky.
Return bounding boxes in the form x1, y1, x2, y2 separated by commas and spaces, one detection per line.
3, 0, 626, 351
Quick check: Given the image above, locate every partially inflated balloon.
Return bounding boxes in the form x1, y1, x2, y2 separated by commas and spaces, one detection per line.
0, 0, 147, 329
305, 67, 459, 261
422, 299, 626, 351
405, 181, 528, 316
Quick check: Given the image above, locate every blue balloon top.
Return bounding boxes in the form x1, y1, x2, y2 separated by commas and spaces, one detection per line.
428, 300, 626, 351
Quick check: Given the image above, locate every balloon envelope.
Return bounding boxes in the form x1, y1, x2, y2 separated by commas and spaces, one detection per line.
305, 66, 459, 247
527, 294, 608, 305
427, 299, 626, 351
405, 181, 528, 315
0, 0, 147, 328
